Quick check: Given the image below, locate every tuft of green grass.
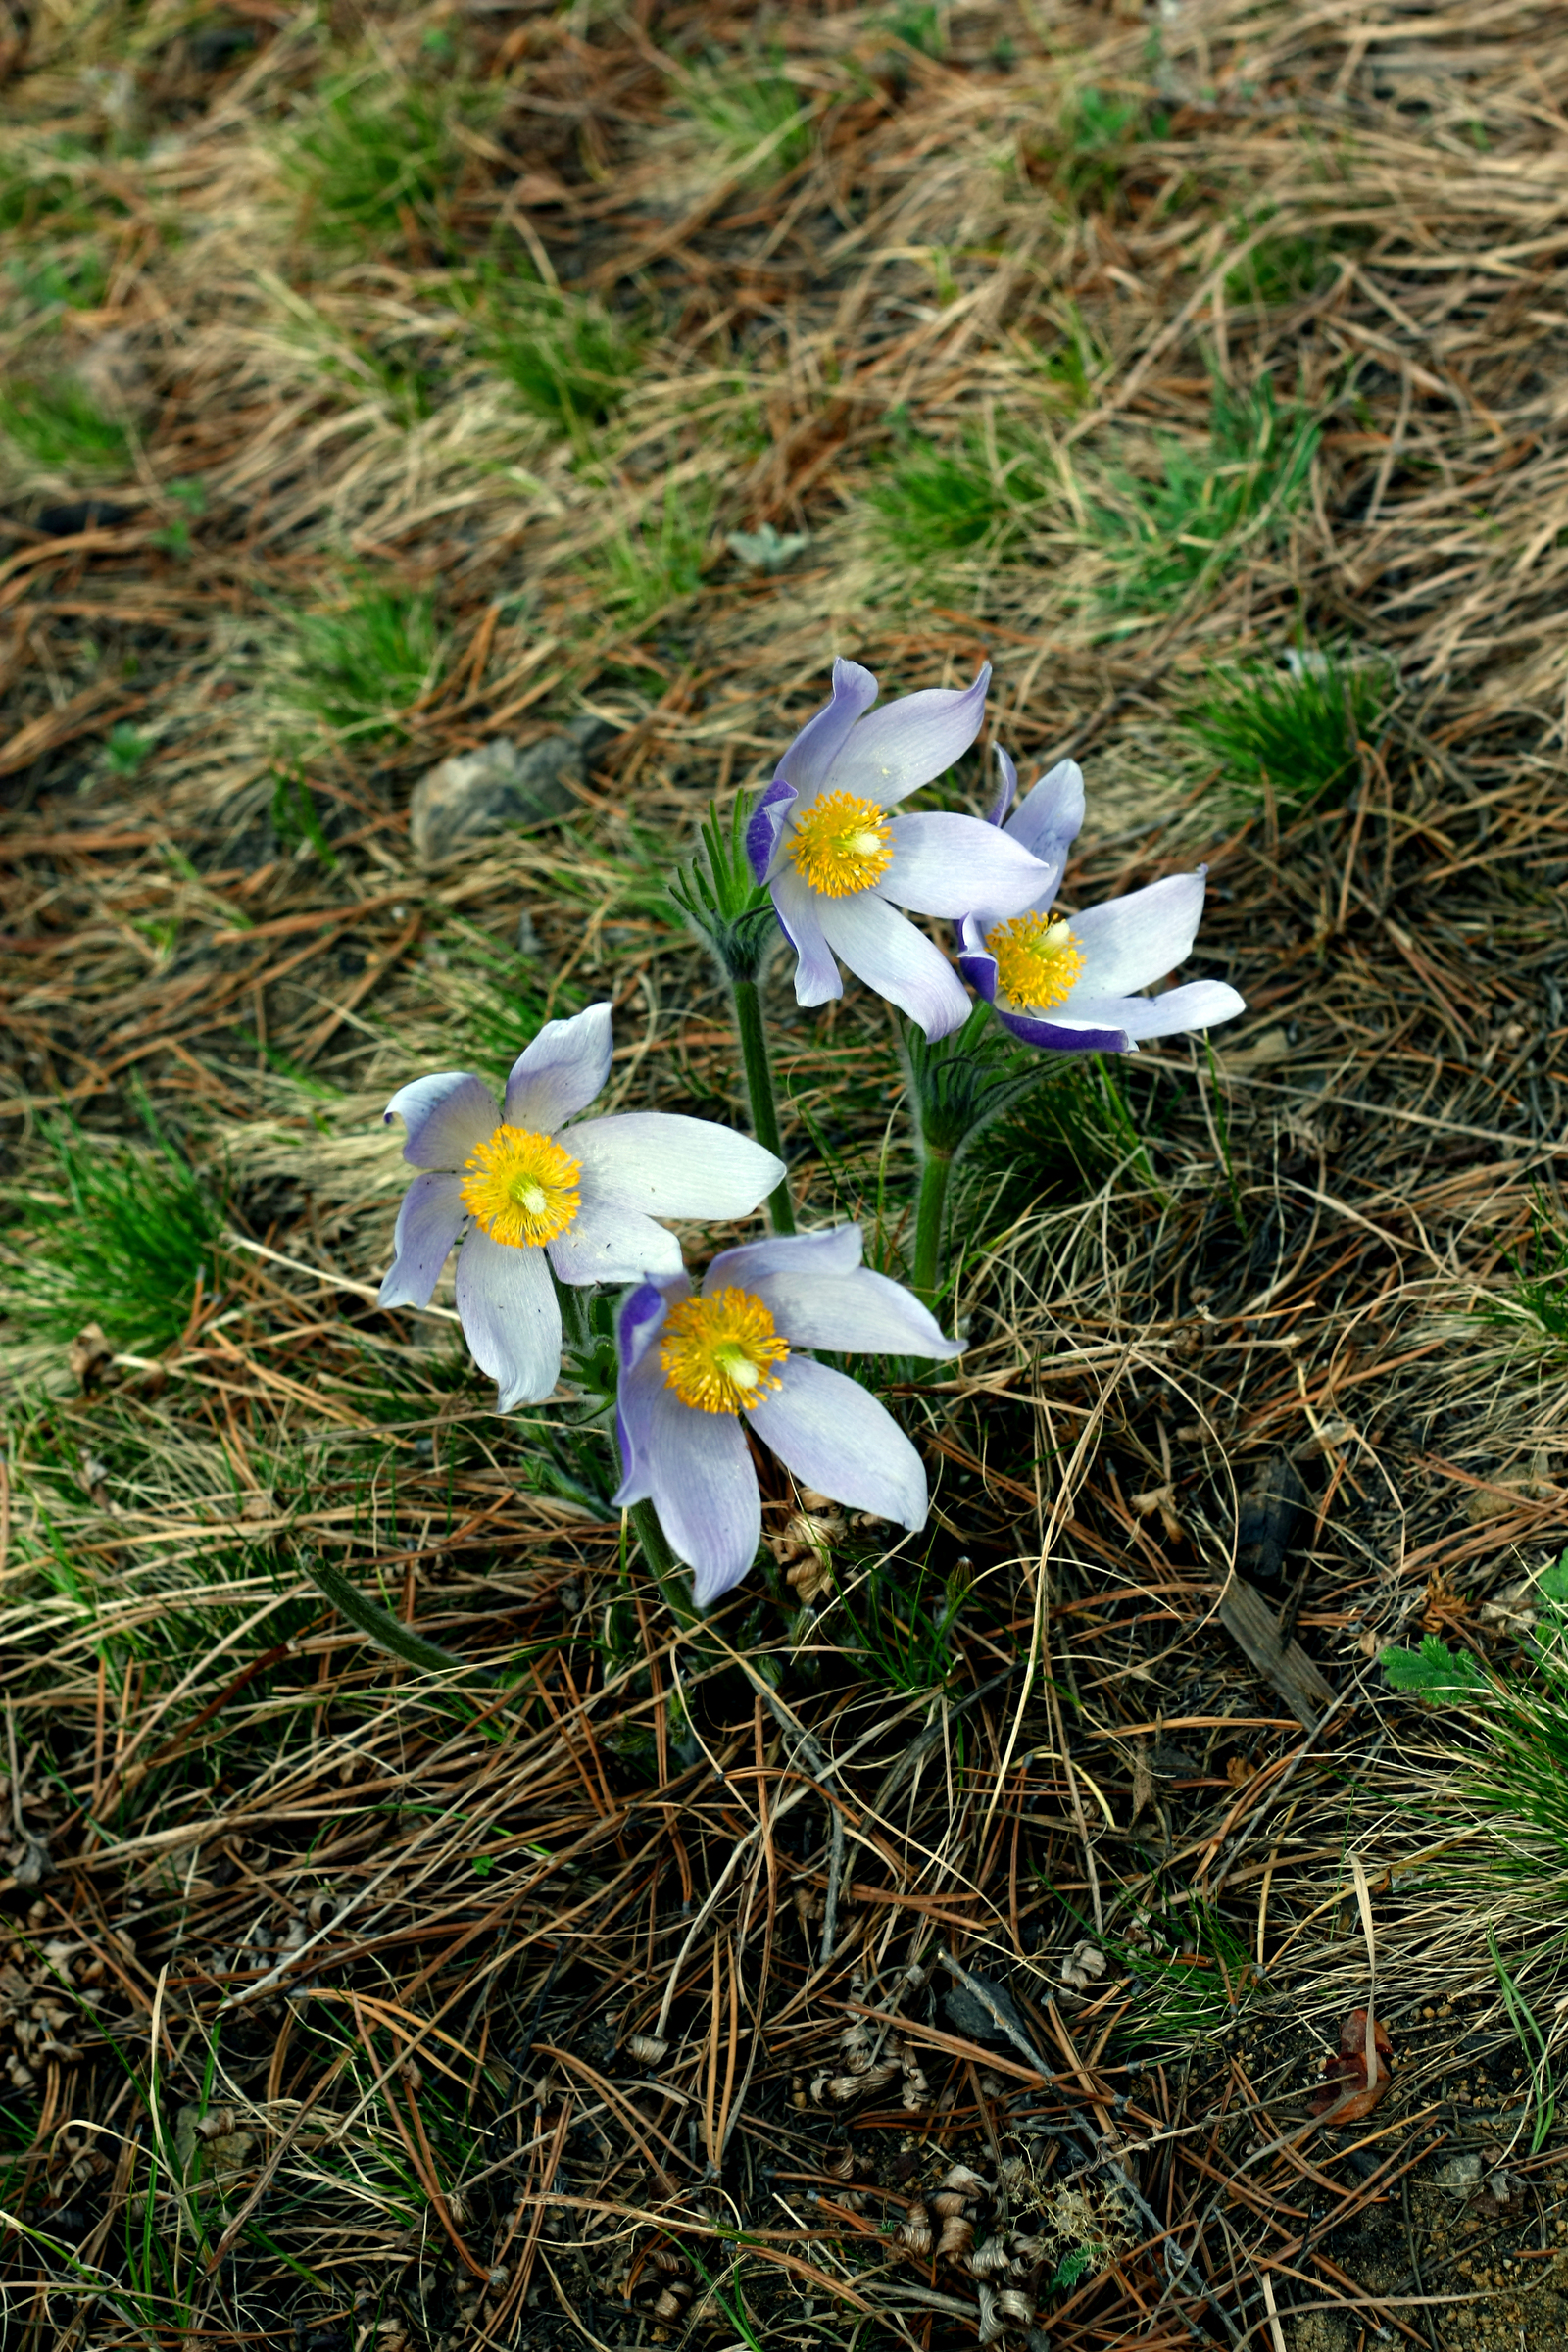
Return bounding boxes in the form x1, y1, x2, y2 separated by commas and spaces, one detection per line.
1089, 376, 1319, 612
1050, 86, 1167, 208
1226, 227, 1335, 308
1108, 1901, 1258, 2050
104, 722, 152, 777
0, 375, 130, 473
284, 578, 443, 744
869, 424, 1054, 564
1473, 1196, 1568, 1359
7, 244, 109, 312
879, 3, 944, 55
596, 477, 711, 624
479, 275, 643, 435
4, 1110, 225, 1354
831, 1553, 969, 1695
1181, 649, 1389, 809
270, 768, 338, 865
967, 1054, 1165, 1216
678, 51, 812, 186
287, 73, 490, 252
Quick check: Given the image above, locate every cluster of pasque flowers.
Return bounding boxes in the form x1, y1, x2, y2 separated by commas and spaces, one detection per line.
380, 660, 1243, 1605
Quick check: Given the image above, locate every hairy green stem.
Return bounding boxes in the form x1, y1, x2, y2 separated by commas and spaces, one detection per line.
912, 1144, 955, 1301
628, 1499, 699, 1627
731, 975, 796, 1234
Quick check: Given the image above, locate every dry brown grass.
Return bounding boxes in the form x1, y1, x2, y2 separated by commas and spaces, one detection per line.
7, 3, 1568, 2348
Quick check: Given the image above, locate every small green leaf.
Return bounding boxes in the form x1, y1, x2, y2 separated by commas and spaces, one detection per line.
1381, 1635, 1490, 1698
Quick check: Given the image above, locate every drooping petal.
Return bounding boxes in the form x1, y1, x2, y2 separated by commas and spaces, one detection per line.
815, 891, 970, 1038
883, 812, 1055, 918
775, 659, 880, 808
546, 1193, 683, 1286
771, 865, 843, 1006
382, 1072, 498, 1170
378, 1171, 466, 1308
753, 1264, 960, 1358
570, 1114, 784, 1217
1076, 979, 1247, 1041
503, 1002, 613, 1133
453, 1228, 562, 1410
705, 1224, 865, 1295
829, 663, 991, 808
745, 777, 794, 884
750, 1356, 928, 1531
612, 1366, 762, 1606
1070, 872, 1209, 998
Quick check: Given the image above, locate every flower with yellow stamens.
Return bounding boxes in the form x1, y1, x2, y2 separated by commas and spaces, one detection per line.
984, 911, 1085, 1015
659, 1287, 789, 1413
615, 1225, 962, 1609
786, 790, 893, 898
460, 1125, 581, 1249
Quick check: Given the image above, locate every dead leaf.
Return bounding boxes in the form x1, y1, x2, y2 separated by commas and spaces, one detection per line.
1309, 2007, 1394, 2121
68, 1323, 113, 1390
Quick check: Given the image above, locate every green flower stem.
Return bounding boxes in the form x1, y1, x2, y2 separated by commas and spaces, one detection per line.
731, 975, 796, 1235
300, 1555, 493, 1684
628, 1499, 699, 1628
912, 1143, 956, 1302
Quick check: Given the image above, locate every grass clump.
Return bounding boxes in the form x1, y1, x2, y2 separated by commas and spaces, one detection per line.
1089, 375, 1319, 613
869, 424, 1054, 564
284, 578, 443, 743
1473, 1197, 1568, 1358
480, 274, 643, 435
5, 1112, 224, 1354
596, 478, 711, 625
0, 375, 129, 473
287, 73, 489, 252
678, 51, 812, 185
1181, 649, 1389, 809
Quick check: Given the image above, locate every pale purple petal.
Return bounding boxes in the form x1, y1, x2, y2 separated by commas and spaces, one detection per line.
988, 745, 1017, 828
454, 1228, 562, 1410
618, 1275, 678, 1382
752, 1265, 960, 1358
613, 1365, 762, 1606
503, 1002, 613, 1132
815, 892, 970, 1038
776, 659, 880, 808
829, 664, 991, 809
1003, 759, 1085, 864
1078, 979, 1246, 1042
706, 1225, 864, 1294
751, 1357, 928, 1531
570, 1113, 784, 1217
613, 1300, 669, 1500
378, 1172, 466, 1308
382, 1072, 498, 1170
883, 812, 1055, 918
746, 777, 794, 883
546, 1193, 682, 1287
1070, 873, 1208, 997
771, 865, 842, 1006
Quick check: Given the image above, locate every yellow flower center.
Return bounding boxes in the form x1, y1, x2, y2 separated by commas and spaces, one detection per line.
460, 1124, 581, 1249
660, 1288, 790, 1415
788, 789, 893, 898
985, 911, 1086, 1013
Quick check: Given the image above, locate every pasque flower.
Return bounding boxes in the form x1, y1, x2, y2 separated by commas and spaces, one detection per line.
745, 658, 1057, 1039
956, 750, 1247, 1052
613, 1225, 960, 1606
378, 1004, 785, 1410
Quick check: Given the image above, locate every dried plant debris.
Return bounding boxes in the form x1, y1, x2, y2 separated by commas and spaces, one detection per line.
8, 1, 1568, 2348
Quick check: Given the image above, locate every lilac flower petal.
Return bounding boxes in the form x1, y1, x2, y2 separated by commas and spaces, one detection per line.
883, 812, 1054, 918
988, 744, 1018, 828
617, 1276, 678, 1382
1000, 760, 1085, 918
571, 1114, 784, 1216
752, 1265, 960, 1358
750, 1356, 927, 1531
612, 1324, 666, 1501
383, 1071, 498, 1170
776, 659, 880, 807
771, 866, 843, 1005
1070, 873, 1208, 998
705, 1224, 865, 1295
745, 777, 794, 884
829, 664, 991, 808
546, 1195, 682, 1286
991, 1003, 1134, 1054
503, 1002, 613, 1133
1078, 980, 1246, 1041
378, 1171, 466, 1308
612, 1367, 762, 1606
815, 892, 970, 1038
453, 1228, 562, 1410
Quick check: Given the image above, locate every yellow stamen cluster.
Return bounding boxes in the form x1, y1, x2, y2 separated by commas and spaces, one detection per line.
788, 789, 893, 898
985, 911, 1086, 1014
460, 1124, 582, 1249
660, 1288, 790, 1415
